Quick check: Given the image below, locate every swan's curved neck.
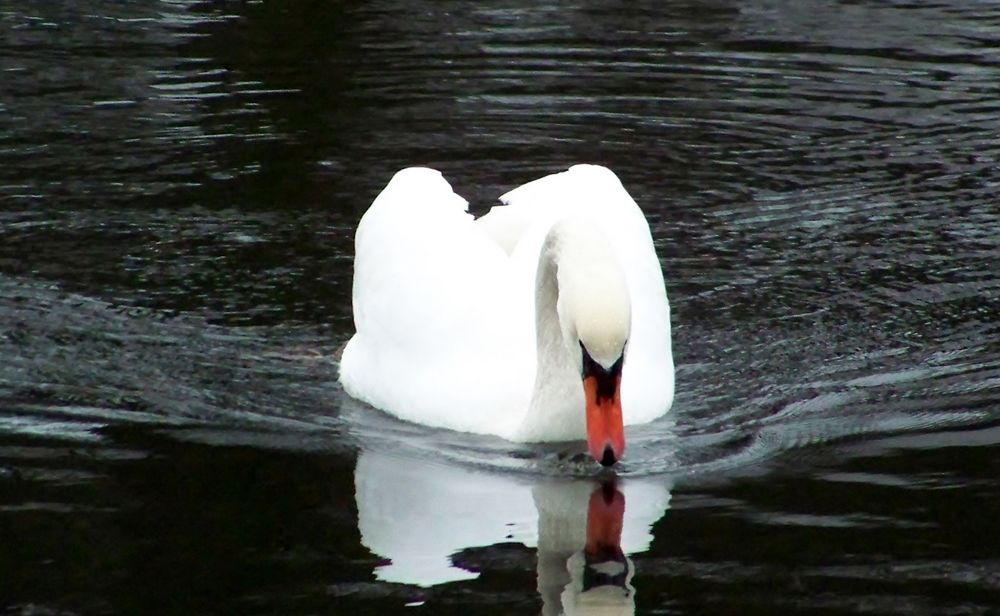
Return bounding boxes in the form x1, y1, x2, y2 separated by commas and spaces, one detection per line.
520, 231, 584, 439
516, 219, 630, 441
534, 233, 571, 384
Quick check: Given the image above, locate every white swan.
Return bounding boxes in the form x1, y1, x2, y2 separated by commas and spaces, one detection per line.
339, 165, 673, 465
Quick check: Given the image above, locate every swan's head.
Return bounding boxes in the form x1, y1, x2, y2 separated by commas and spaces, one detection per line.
552, 219, 631, 466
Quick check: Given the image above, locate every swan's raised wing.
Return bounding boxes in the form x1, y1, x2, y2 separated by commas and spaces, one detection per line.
339, 168, 532, 435
476, 165, 616, 254
478, 165, 644, 253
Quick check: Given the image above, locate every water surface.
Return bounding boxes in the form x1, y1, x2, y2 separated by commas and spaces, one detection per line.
2, 0, 999, 613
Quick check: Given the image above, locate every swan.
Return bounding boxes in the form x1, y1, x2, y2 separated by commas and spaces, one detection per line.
338, 165, 673, 465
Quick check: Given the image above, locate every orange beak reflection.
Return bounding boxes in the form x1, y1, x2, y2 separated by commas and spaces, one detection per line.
581, 481, 630, 594
586, 481, 625, 557
583, 374, 624, 466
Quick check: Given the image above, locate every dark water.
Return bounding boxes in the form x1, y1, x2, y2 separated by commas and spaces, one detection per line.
2, 0, 999, 613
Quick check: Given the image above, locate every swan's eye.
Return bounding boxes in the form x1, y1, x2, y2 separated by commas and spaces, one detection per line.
580, 342, 624, 402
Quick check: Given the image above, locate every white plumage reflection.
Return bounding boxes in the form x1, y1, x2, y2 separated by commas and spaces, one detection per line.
354, 449, 672, 614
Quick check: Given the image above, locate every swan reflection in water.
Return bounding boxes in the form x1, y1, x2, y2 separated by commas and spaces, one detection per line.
354, 449, 672, 614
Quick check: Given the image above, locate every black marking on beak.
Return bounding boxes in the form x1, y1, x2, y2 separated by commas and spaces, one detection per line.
580, 342, 624, 402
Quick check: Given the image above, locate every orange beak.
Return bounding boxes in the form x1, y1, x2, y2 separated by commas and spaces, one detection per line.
583, 373, 625, 466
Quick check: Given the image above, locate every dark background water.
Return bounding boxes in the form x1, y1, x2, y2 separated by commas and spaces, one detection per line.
2, 0, 999, 613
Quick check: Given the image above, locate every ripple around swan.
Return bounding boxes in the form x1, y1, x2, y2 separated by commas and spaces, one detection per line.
1, 270, 998, 481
